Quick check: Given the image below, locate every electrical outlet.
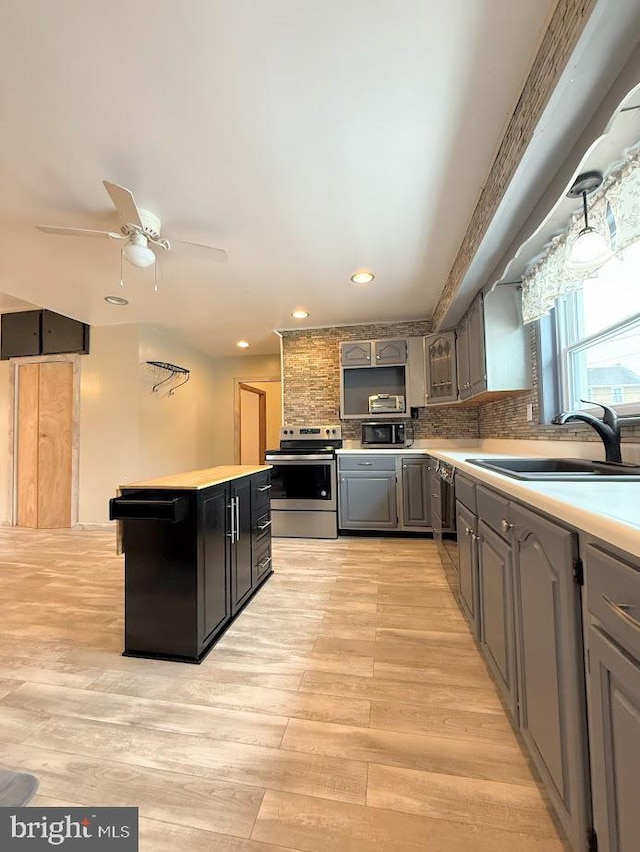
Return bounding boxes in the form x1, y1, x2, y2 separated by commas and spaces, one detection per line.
526, 403, 533, 422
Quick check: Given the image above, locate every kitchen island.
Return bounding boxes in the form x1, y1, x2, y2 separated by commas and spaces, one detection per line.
110, 464, 272, 663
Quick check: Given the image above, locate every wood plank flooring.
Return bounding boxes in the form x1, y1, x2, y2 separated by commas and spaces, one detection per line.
0, 527, 567, 850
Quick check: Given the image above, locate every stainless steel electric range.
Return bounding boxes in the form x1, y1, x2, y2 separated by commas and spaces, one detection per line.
265, 425, 342, 538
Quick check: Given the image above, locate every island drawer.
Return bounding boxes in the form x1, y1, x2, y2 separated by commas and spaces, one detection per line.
252, 473, 272, 513
110, 494, 190, 523
339, 455, 396, 471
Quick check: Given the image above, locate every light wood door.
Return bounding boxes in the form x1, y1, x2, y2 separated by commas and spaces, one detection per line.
239, 383, 266, 465
16, 361, 73, 528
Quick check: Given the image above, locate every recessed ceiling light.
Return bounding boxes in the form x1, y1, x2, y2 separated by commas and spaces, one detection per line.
291, 309, 310, 319
236, 340, 250, 348
104, 295, 129, 306
350, 271, 375, 287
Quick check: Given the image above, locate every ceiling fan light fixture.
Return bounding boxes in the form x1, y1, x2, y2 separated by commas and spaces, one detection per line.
123, 233, 156, 268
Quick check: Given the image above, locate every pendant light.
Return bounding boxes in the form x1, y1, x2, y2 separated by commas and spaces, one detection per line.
566, 171, 612, 271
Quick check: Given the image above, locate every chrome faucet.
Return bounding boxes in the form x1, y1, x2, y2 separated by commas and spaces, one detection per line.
551, 400, 622, 463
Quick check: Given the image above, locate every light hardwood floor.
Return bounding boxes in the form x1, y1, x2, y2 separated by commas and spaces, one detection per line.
0, 527, 568, 851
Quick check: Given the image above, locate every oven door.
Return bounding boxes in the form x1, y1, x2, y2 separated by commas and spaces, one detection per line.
265, 455, 336, 511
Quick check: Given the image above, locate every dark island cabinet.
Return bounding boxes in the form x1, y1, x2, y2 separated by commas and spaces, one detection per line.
111, 467, 272, 663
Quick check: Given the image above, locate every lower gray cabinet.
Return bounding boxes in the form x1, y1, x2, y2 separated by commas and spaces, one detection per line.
511, 503, 589, 852
339, 471, 397, 529
478, 520, 517, 716
585, 543, 640, 852
456, 500, 479, 637
401, 457, 431, 527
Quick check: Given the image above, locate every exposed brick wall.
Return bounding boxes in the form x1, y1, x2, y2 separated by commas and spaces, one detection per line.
432, 0, 597, 329
282, 322, 480, 440
479, 326, 640, 443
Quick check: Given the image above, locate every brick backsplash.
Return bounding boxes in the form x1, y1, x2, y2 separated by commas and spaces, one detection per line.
282, 322, 479, 439
283, 322, 640, 445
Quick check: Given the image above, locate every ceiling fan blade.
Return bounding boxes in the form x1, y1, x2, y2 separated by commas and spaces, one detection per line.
103, 181, 143, 228
166, 238, 228, 263
37, 225, 123, 239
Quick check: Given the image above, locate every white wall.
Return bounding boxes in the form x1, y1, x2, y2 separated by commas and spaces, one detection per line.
78, 324, 140, 524
0, 325, 281, 525
209, 355, 281, 465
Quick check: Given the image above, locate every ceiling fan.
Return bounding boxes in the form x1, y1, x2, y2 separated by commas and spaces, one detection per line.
37, 181, 227, 268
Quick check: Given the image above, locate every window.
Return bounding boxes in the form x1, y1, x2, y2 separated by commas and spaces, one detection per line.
555, 239, 640, 415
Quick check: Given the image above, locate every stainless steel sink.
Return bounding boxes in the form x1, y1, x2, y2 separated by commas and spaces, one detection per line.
466, 458, 640, 481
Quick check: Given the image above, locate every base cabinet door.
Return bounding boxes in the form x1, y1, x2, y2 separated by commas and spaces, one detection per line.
201, 488, 231, 641
456, 501, 479, 637
339, 471, 397, 530
478, 520, 517, 717
588, 624, 640, 852
401, 458, 431, 527
231, 477, 254, 614
511, 504, 589, 852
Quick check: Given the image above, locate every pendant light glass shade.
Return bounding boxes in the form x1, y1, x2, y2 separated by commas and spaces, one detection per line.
123, 233, 156, 268
566, 226, 613, 271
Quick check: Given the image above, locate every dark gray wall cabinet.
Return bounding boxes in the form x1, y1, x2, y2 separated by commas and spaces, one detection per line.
1, 309, 90, 360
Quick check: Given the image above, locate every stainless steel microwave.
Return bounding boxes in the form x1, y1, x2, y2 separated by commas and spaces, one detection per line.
361, 422, 407, 447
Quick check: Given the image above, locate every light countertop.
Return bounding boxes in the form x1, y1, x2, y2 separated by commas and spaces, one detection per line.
429, 447, 640, 558
122, 465, 271, 491
337, 440, 640, 557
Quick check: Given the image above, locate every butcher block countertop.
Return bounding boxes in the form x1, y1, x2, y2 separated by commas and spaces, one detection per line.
122, 464, 272, 491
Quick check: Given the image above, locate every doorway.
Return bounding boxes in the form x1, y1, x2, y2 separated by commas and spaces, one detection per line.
13, 357, 78, 528
235, 377, 281, 464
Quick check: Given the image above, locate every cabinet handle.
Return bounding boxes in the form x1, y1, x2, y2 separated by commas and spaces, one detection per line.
258, 555, 272, 570
258, 519, 272, 532
603, 595, 640, 631
501, 520, 513, 534
227, 501, 235, 541
376, 354, 381, 359
235, 497, 240, 542
472, 533, 480, 542
358, 462, 373, 466
258, 484, 272, 492
402, 464, 407, 469
464, 526, 473, 536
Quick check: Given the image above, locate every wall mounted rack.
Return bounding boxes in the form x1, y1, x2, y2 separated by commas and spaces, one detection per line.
146, 361, 190, 396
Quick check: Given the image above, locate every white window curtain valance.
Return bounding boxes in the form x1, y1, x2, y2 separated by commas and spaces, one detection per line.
521, 145, 640, 324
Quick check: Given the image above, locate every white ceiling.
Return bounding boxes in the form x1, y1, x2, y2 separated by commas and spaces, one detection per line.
0, 0, 556, 357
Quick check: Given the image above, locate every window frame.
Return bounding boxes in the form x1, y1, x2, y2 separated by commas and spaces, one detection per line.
554, 292, 640, 419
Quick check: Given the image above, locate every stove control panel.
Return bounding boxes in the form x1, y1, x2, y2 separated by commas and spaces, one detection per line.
280, 425, 342, 440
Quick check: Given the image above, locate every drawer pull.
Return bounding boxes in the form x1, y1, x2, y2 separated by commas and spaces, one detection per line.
603, 595, 640, 631
501, 520, 513, 534
358, 462, 373, 466
464, 526, 473, 536
258, 556, 272, 570
258, 484, 272, 492
258, 519, 272, 532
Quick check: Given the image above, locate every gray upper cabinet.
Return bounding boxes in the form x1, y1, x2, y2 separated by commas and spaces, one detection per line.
425, 331, 458, 404
456, 287, 531, 402
585, 543, 640, 852
375, 338, 407, 365
401, 457, 431, 527
511, 503, 589, 852
340, 341, 372, 366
